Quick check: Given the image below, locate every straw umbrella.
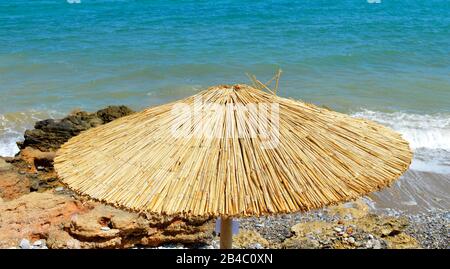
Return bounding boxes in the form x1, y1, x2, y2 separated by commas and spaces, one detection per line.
54, 84, 412, 249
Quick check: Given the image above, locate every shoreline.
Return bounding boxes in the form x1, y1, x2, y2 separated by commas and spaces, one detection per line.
238, 205, 448, 249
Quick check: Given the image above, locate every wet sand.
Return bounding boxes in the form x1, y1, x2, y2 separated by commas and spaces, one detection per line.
370, 170, 450, 213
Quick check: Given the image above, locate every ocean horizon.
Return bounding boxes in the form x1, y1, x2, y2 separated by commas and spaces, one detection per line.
1, 0, 449, 212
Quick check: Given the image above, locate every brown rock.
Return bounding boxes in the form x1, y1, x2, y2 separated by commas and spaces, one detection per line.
61, 205, 155, 248
16, 147, 60, 191
282, 221, 334, 249
0, 170, 30, 200
0, 190, 215, 249
46, 204, 214, 249
96, 106, 134, 123
18, 147, 56, 173
326, 199, 370, 219
282, 200, 420, 249
46, 230, 81, 249
0, 158, 12, 172
282, 236, 322, 249
0, 192, 89, 248
233, 230, 269, 249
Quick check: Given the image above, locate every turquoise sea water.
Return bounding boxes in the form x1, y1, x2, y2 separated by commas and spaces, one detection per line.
0, 1, 449, 211
1, 0, 449, 114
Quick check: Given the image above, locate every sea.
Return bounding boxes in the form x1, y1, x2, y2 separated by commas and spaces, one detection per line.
1, 0, 449, 213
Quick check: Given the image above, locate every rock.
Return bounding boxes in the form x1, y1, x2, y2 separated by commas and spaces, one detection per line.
384, 232, 421, 249
4, 147, 60, 192
291, 221, 330, 236
18, 106, 134, 152
19, 239, 31, 249
209, 240, 220, 249
346, 227, 353, 235
248, 243, 263, 249
282, 236, 322, 249
348, 237, 356, 244
377, 217, 407, 237
0, 192, 89, 248
47, 204, 214, 249
233, 230, 270, 249
33, 240, 43, 246
0, 191, 213, 249
17, 147, 56, 172
55, 187, 64, 192
0, 170, 30, 200
0, 158, 12, 172
96, 106, 134, 123
373, 239, 382, 249
47, 230, 81, 249
327, 199, 370, 220
282, 201, 420, 249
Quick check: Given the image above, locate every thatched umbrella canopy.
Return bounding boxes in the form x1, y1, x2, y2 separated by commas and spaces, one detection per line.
54, 84, 412, 248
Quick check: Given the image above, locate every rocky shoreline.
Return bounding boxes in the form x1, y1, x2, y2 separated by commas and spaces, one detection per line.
238, 204, 448, 249
0, 106, 448, 249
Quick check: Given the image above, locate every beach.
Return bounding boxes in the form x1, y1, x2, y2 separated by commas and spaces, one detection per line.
1, 1, 449, 213
0, 1, 449, 249
0, 106, 448, 249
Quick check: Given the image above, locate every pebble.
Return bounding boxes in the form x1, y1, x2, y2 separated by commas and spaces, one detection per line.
348, 237, 356, 244
239, 206, 449, 249
344, 214, 353, 220
210, 240, 220, 249
19, 239, 31, 249
154, 243, 186, 249
249, 243, 264, 249
37, 166, 45, 171
33, 240, 43, 246
373, 240, 382, 249
334, 227, 342, 233
100, 226, 111, 231
55, 187, 64, 192
310, 239, 321, 248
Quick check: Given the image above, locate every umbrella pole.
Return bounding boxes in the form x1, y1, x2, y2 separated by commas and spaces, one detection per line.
220, 217, 233, 249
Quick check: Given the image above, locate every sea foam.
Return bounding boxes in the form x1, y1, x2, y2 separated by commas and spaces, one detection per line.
352, 110, 450, 174
0, 110, 63, 157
